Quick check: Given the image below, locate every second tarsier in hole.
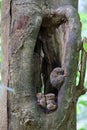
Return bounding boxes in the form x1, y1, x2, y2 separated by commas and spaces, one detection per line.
36, 67, 67, 112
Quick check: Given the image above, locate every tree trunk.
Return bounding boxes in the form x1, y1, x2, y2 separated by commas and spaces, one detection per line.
1, 0, 85, 130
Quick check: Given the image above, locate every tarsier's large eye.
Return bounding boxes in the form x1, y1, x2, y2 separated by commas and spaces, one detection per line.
61, 71, 64, 75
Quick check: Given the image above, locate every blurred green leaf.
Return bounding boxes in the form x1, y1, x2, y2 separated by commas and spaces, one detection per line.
77, 94, 87, 130
76, 71, 80, 86
83, 42, 87, 52
79, 101, 87, 106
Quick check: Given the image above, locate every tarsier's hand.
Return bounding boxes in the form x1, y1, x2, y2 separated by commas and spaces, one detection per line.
36, 93, 57, 112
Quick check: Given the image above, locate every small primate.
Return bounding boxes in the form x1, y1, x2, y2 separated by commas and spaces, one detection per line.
50, 67, 67, 90
36, 93, 46, 108
46, 99, 57, 111
36, 93, 57, 112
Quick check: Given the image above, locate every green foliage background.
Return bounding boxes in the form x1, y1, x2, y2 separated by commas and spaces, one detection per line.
0, 0, 87, 130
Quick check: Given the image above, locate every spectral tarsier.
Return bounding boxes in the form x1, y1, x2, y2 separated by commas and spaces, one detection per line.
36, 93, 57, 112
36, 67, 67, 112
50, 67, 67, 89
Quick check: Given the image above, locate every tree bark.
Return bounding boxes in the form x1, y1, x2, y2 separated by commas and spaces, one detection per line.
1, 0, 85, 130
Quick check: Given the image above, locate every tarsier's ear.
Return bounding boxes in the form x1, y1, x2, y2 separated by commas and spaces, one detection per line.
36, 93, 44, 98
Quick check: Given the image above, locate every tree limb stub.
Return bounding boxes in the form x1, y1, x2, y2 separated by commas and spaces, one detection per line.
76, 38, 87, 97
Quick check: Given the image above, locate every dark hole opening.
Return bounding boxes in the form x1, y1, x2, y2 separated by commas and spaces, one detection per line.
33, 26, 61, 97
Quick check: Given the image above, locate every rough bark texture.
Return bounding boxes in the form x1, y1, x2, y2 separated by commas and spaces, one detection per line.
1, 0, 86, 130
0, 0, 10, 129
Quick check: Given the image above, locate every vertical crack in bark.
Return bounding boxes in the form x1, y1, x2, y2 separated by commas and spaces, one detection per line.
7, 1, 13, 130
9, 0, 12, 32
